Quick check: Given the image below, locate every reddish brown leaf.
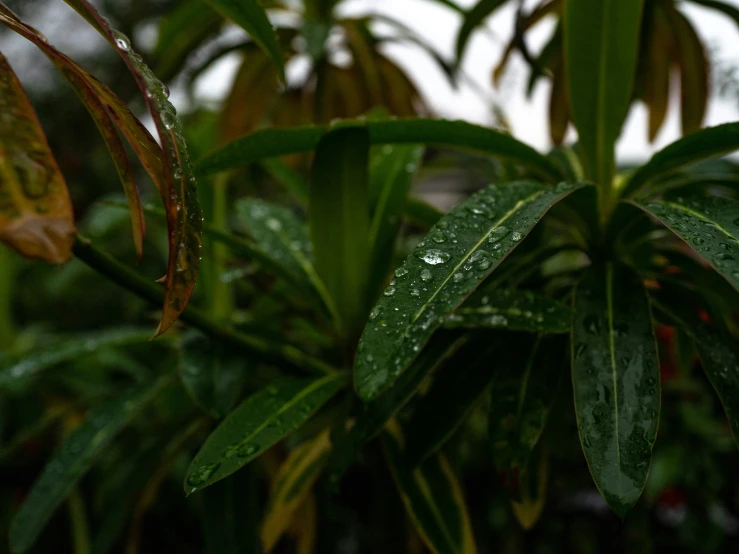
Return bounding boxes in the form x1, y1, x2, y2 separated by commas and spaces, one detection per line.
0, 52, 75, 264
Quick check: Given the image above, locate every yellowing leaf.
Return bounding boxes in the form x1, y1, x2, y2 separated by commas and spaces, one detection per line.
261, 431, 331, 552
0, 51, 75, 264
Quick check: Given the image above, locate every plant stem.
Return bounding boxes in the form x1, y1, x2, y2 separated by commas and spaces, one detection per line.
209, 173, 232, 321
0, 247, 16, 350
72, 237, 336, 376
67, 488, 91, 554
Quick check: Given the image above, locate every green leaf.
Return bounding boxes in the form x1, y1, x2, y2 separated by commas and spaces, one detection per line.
194, 119, 563, 182
260, 158, 309, 203
651, 295, 739, 447
261, 430, 330, 551
445, 288, 571, 333
571, 262, 660, 517
0, 49, 75, 264
369, 144, 425, 298
355, 181, 585, 402
404, 336, 500, 465
184, 373, 346, 494
382, 421, 478, 554
511, 445, 548, 530
328, 332, 466, 482
0, 328, 154, 392
623, 123, 739, 198
9, 377, 171, 554
236, 198, 338, 323
203, 0, 285, 82
631, 194, 739, 291
489, 335, 564, 477
455, 0, 508, 70
564, 0, 644, 183
179, 331, 247, 418
309, 126, 371, 340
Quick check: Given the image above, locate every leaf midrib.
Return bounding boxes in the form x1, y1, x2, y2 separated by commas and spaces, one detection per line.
660, 200, 737, 241
605, 263, 624, 497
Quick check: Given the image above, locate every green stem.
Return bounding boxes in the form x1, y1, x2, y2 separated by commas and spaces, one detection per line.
67, 488, 91, 554
72, 237, 336, 376
210, 173, 232, 321
0, 247, 16, 350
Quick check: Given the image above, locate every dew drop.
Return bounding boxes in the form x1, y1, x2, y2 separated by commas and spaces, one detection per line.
488, 226, 510, 244
384, 286, 396, 296
266, 218, 282, 231
510, 231, 523, 242
113, 30, 131, 52
161, 111, 176, 130
420, 268, 433, 282
187, 463, 220, 487
431, 230, 447, 243
414, 249, 451, 265
237, 443, 260, 457
394, 267, 409, 278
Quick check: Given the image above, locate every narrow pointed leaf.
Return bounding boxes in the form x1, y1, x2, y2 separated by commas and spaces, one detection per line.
64, 0, 203, 336
631, 195, 739, 291
489, 335, 564, 474
404, 337, 499, 465
652, 295, 739, 446
0, 51, 75, 264
0, 328, 154, 393
623, 123, 739, 197
643, 5, 671, 142
203, 0, 285, 82
195, 119, 563, 182
328, 332, 466, 482
564, 0, 644, 182
309, 127, 371, 339
261, 430, 331, 552
236, 198, 338, 322
455, 0, 508, 69
355, 181, 585, 402
572, 263, 660, 517
9, 376, 171, 554
382, 421, 478, 554
445, 288, 571, 333
184, 374, 346, 494
369, 144, 425, 297
179, 331, 247, 418
511, 446, 548, 530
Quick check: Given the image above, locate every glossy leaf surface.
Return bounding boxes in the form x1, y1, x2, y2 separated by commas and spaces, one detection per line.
632, 195, 739, 291
572, 263, 660, 517
564, 0, 644, 182
203, 0, 285, 81
261, 431, 331, 551
382, 421, 477, 554
355, 181, 584, 402
0, 51, 75, 264
445, 288, 571, 333
237, 198, 337, 321
309, 127, 371, 339
184, 374, 346, 494
195, 119, 563, 182
489, 335, 564, 474
9, 377, 170, 554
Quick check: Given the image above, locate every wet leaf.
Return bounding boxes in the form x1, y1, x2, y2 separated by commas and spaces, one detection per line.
328, 333, 466, 483
236, 198, 338, 322
309, 127, 371, 340
0, 328, 153, 393
623, 123, 739, 197
204, 0, 285, 82
355, 181, 585, 402
445, 288, 571, 333
564, 0, 644, 183
184, 373, 346, 494
369, 144, 425, 299
632, 195, 739, 291
571, 263, 660, 517
0, 51, 75, 264
179, 331, 247, 418
382, 420, 478, 554
261, 430, 331, 552
404, 336, 500, 465
195, 119, 564, 182
652, 295, 739, 448
9, 376, 171, 554
489, 335, 564, 476
64, 0, 203, 336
